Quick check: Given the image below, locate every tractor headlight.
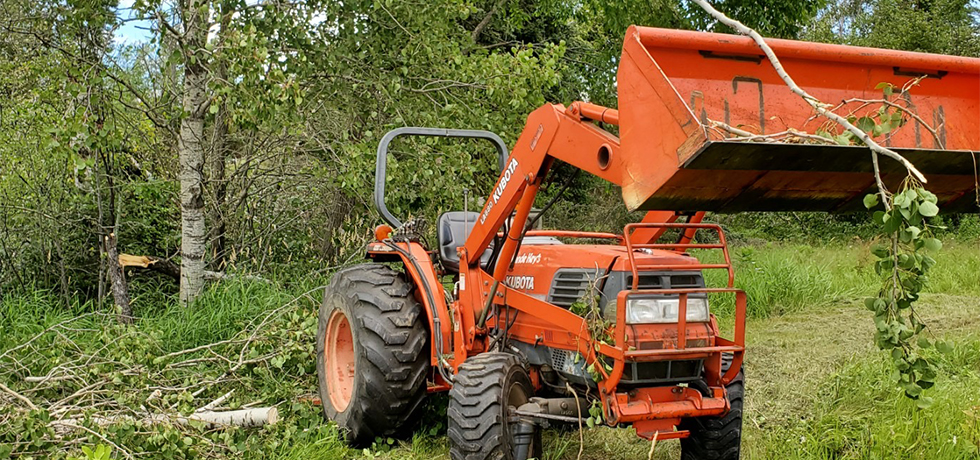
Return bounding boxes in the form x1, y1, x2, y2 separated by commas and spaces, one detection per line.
625, 297, 709, 324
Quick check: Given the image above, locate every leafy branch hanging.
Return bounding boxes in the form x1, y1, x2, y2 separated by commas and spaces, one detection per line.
692, 0, 955, 405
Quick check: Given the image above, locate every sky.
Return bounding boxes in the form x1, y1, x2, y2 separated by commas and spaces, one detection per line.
113, 0, 153, 45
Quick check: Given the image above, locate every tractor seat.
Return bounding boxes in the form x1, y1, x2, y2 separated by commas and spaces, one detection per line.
438, 211, 492, 273
438, 211, 563, 273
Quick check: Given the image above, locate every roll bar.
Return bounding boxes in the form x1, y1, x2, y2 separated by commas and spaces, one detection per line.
374, 127, 509, 227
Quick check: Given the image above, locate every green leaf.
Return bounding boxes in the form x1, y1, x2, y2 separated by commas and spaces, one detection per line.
936, 341, 953, 354
923, 238, 942, 251
916, 396, 934, 409
917, 188, 938, 203
863, 193, 879, 209
883, 212, 902, 233
902, 381, 922, 398
873, 211, 886, 224
919, 201, 939, 217
894, 192, 910, 208
878, 120, 892, 134
917, 336, 931, 349
856, 116, 876, 132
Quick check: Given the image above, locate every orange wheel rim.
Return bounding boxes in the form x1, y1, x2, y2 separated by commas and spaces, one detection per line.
325, 310, 355, 411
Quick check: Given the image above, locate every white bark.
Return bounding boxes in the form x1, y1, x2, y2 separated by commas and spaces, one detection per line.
177, 0, 210, 306
51, 407, 279, 431
187, 407, 278, 427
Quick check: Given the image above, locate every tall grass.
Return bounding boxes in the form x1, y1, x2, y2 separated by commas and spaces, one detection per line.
700, 241, 980, 319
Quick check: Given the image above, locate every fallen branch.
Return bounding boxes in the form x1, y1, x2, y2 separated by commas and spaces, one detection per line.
196, 389, 234, 412
50, 420, 136, 460
203, 270, 268, 283
0, 381, 38, 411
1, 288, 318, 458
646, 431, 660, 460
566, 382, 584, 460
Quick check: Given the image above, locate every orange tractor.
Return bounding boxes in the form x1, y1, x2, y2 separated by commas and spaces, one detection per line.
316, 27, 980, 459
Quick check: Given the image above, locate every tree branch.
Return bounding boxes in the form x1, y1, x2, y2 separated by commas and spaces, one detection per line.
471, 0, 503, 43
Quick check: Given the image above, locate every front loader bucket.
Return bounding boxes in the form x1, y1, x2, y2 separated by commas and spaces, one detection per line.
615, 27, 980, 213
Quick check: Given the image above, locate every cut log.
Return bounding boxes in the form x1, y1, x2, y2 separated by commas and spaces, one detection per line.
187, 407, 278, 427
52, 406, 279, 431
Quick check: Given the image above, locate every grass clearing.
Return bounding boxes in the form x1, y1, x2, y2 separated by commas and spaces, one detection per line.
741, 294, 980, 460
700, 241, 980, 319
1, 243, 978, 459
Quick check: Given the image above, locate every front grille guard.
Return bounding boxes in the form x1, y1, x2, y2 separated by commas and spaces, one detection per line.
591, 223, 746, 399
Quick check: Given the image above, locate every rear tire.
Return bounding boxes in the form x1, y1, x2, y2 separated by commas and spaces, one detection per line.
680, 356, 744, 460
448, 353, 542, 460
316, 264, 429, 446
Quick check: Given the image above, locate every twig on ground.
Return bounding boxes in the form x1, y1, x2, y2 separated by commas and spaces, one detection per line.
50, 420, 136, 460
0, 382, 39, 411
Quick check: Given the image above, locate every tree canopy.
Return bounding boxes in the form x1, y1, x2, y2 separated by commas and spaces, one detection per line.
0, 0, 977, 305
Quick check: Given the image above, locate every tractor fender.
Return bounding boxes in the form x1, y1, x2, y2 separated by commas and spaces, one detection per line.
366, 240, 455, 375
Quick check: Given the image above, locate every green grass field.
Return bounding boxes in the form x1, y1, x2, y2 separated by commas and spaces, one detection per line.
2, 242, 979, 459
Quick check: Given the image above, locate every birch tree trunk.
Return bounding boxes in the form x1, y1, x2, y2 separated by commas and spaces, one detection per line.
178, 0, 209, 306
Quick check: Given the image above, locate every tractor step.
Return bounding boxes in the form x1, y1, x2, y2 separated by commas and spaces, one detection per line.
634, 419, 690, 440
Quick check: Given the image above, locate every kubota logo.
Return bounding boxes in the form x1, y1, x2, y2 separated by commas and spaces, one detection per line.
480, 158, 519, 224
505, 275, 534, 290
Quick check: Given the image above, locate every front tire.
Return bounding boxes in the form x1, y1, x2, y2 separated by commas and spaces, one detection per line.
680, 356, 744, 460
316, 264, 429, 446
448, 353, 542, 460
